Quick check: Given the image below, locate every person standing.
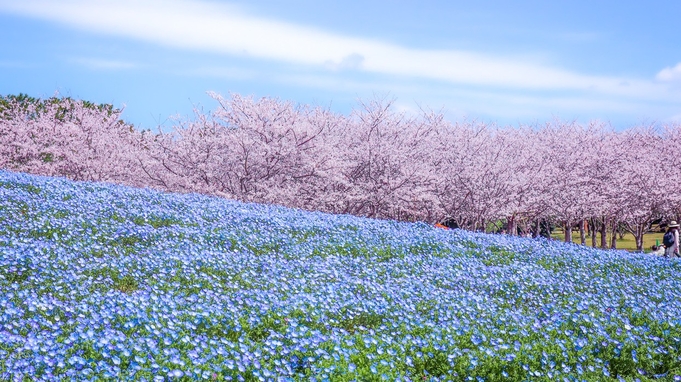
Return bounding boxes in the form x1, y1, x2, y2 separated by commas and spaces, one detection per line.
663, 221, 680, 258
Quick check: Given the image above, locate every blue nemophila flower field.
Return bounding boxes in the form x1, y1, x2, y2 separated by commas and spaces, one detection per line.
1, 170, 681, 381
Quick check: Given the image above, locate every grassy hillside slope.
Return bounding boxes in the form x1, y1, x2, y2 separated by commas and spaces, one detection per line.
1, 170, 680, 381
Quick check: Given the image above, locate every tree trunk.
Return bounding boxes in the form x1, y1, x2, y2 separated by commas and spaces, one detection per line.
590, 217, 597, 248
534, 219, 541, 238
564, 220, 573, 243
634, 223, 644, 252
508, 215, 517, 236
600, 218, 608, 249
610, 220, 617, 249
521, 221, 530, 237
579, 219, 586, 246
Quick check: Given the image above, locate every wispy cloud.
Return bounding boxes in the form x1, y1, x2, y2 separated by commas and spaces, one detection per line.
268, 69, 665, 124
324, 53, 365, 72
0, 0, 678, 106
68, 57, 137, 70
181, 65, 258, 80
656, 63, 681, 83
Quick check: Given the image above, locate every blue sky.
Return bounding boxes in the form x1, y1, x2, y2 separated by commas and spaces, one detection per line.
1, 0, 680, 130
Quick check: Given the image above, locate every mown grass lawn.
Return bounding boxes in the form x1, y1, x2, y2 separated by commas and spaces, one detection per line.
551, 229, 665, 253
1, 170, 681, 381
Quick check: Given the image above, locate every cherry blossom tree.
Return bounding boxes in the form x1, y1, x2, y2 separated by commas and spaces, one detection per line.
0, 93, 148, 186
607, 126, 667, 251
2, 91, 680, 251
328, 97, 439, 220
533, 121, 585, 242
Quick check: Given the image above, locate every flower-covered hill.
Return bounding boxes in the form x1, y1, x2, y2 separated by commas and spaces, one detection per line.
1, 170, 680, 381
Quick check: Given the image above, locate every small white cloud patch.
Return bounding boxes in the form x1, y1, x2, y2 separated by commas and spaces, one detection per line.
656, 63, 681, 82
70, 57, 137, 70
324, 53, 364, 71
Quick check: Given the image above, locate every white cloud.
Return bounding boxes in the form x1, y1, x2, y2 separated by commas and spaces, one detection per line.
324, 53, 364, 72
269, 69, 659, 122
182, 66, 258, 80
656, 63, 681, 82
0, 0, 678, 104
68, 57, 137, 70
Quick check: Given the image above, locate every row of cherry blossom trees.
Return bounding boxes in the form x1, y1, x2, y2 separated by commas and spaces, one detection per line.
2, 93, 680, 251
